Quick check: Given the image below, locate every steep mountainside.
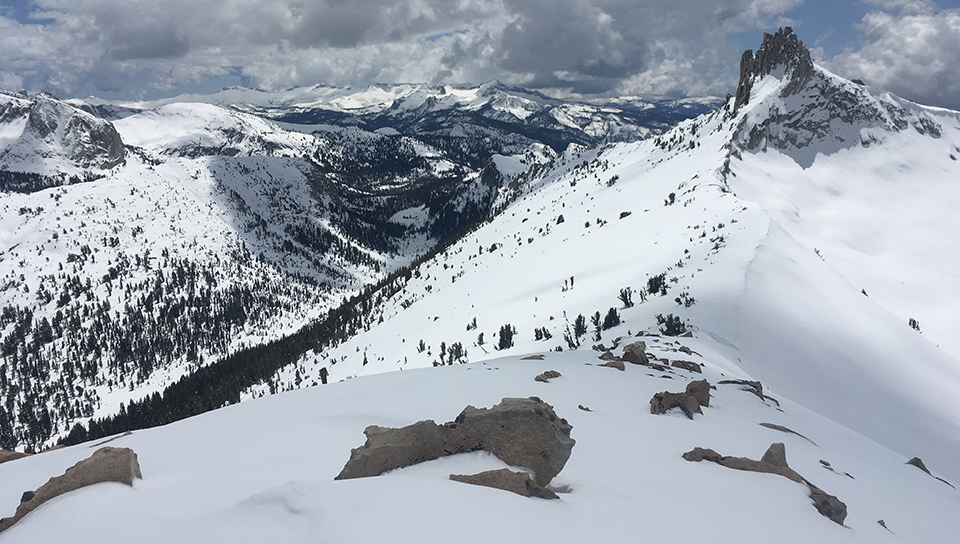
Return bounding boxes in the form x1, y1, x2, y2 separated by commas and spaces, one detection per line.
0, 28, 957, 543
219, 28, 959, 481
0, 96, 535, 450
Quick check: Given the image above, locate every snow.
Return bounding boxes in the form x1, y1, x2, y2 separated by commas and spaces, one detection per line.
2, 352, 957, 543
3, 50, 960, 542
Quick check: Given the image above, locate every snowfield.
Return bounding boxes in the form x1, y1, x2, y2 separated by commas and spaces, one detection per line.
1, 351, 957, 543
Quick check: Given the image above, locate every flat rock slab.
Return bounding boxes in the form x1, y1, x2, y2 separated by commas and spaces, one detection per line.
336, 397, 574, 487
450, 468, 558, 499
535, 370, 562, 382
683, 443, 846, 525
0, 446, 142, 533
599, 359, 625, 371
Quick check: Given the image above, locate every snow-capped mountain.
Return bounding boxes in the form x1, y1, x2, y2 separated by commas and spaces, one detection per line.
0, 95, 520, 450
180, 27, 958, 479
0, 91, 125, 189
1, 26, 958, 543
80, 81, 720, 164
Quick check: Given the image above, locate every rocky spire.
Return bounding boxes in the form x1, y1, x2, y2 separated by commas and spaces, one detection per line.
733, 27, 814, 111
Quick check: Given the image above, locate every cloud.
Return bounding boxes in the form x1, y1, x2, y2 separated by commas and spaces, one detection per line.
825, 0, 960, 109
0, 0, 802, 99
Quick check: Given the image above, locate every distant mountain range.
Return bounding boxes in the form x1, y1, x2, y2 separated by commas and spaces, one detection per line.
0, 78, 716, 450
1, 26, 958, 489
1, 28, 959, 543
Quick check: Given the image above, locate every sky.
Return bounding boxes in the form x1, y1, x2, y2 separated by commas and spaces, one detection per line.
1, 0, 959, 109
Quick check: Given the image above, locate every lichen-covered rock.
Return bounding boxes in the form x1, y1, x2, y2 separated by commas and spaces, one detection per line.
333, 420, 461, 480
336, 397, 574, 488
454, 397, 575, 487
0, 447, 142, 533
449, 468, 558, 499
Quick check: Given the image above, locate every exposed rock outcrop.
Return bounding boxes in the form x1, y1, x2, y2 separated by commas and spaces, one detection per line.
621, 341, 649, 365
650, 380, 711, 418
336, 397, 574, 488
685, 380, 711, 408
0, 449, 30, 465
449, 468, 558, 499
759, 422, 817, 446
650, 391, 702, 419
719, 379, 779, 406
734, 27, 814, 112
671, 360, 701, 373
535, 370, 562, 382
0, 447, 142, 533
907, 456, 955, 488
599, 359, 625, 371
683, 443, 846, 525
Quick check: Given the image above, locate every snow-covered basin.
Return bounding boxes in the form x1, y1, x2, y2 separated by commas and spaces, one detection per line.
1, 350, 956, 543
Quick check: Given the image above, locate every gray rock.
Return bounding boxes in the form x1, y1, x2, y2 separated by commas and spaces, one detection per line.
449, 468, 558, 499
761, 442, 788, 468
683, 443, 846, 525
0, 447, 142, 534
650, 391, 702, 419
685, 380, 711, 408
336, 397, 574, 488
455, 397, 575, 487
809, 486, 848, 525
622, 341, 649, 365
734, 27, 814, 112
906, 456, 930, 474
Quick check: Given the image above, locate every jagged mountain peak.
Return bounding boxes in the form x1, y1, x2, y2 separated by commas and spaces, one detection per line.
734, 27, 813, 111
727, 28, 951, 168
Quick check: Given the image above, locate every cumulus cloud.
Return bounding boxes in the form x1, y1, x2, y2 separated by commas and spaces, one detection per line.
0, 0, 802, 99
825, 0, 960, 109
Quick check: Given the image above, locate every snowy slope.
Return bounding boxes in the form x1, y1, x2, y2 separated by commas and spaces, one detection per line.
0, 91, 125, 180
0, 98, 504, 450
251, 30, 960, 484
1, 351, 956, 543
0, 28, 958, 542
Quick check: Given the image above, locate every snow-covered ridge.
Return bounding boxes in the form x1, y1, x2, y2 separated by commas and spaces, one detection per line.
78, 81, 721, 150
0, 92, 125, 178
245, 29, 960, 490
0, 94, 512, 450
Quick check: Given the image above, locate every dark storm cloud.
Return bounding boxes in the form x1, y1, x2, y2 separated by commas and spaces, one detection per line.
14, 0, 957, 110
